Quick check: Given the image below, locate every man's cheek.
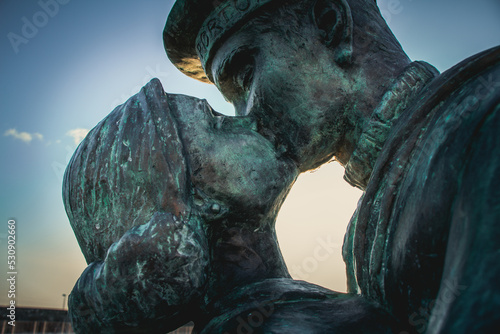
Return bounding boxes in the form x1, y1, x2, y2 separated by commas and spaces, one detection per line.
257, 78, 299, 118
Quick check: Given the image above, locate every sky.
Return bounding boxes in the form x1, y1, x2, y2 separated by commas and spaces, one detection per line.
0, 0, 498, 309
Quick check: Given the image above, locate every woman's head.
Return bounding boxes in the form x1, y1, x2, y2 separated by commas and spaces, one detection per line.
63, 78, 297, 263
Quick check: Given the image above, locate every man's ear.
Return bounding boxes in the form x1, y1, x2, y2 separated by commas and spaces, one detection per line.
313, 0, 353, 65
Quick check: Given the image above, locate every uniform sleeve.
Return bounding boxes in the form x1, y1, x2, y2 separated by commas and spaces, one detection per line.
426, 102, 500, 333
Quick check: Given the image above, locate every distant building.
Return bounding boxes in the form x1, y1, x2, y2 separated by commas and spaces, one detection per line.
1, 306, 72, 333
1, 307, 193, 333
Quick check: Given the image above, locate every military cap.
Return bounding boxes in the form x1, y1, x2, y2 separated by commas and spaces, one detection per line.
163, 0, 282, 83
163, 0, 377, 83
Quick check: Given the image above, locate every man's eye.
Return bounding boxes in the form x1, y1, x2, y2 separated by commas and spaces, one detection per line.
226, 50, 255, 93
234, 63, 254, 92
215, 48, 257, 106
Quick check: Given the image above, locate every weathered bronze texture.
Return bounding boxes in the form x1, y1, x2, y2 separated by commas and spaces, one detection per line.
64, 79, 298, 332
162, 0, 500, 332
65, 0, 499, 332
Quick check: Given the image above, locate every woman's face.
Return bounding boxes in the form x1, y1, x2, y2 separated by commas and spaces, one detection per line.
168, 94, 298, 227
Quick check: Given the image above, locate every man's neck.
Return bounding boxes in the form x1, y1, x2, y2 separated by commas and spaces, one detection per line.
343, 61, 439, 190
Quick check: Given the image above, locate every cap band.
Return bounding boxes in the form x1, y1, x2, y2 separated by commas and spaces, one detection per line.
196, 0, 275, 74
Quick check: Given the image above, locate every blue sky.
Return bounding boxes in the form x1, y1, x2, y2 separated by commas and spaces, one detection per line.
0, 0, 498, 309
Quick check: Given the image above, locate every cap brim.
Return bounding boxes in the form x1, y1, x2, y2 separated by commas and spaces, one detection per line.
163, 0, 217, 83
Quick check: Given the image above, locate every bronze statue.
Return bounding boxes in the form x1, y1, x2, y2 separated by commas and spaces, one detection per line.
63, 78, 298, 332
65, 79, 398, 333
163, 0, 500, 333
64, 0, 499, 332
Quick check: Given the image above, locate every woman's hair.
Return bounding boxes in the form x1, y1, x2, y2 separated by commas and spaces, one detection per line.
63, 79, 192, 263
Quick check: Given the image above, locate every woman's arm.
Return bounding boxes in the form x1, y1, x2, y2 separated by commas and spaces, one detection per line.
68, 211, 208, 333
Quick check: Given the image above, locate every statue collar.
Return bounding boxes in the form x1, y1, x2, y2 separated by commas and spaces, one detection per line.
343, 61, 439, 190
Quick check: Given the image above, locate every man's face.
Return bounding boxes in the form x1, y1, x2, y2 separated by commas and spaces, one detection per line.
210, 13, 354, 171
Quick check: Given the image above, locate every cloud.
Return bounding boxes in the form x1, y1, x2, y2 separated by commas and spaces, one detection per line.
4, 128, 44, 143
67, 128, 90, 145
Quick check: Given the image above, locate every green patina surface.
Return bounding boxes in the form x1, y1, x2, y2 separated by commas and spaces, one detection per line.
65, 0, 500, 332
